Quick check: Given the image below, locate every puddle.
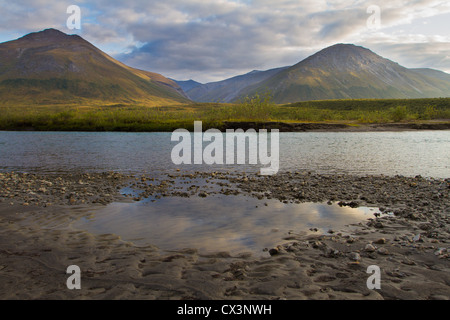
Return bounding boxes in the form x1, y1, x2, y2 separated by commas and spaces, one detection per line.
71, 194, 378, 257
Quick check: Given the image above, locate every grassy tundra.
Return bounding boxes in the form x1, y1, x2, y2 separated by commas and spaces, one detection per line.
0, 97, 449, 131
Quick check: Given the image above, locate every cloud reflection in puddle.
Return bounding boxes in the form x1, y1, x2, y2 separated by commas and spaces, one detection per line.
73, 194, 376, 257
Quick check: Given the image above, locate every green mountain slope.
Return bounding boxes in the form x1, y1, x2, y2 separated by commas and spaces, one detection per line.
238, 44, 450, 103
0, 29, 190, 106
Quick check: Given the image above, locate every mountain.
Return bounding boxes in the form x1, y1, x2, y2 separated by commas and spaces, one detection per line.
0, 29, 189, 106
185, 44, 450, 104
172, 79, 203, 96
178, 67, 288, 103
411, 68, 450, 82
239, 44, 450, 103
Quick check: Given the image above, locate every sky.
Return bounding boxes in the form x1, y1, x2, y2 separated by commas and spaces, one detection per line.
0, 0, 450, 83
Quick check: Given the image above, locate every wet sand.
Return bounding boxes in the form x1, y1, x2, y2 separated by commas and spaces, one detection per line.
0, 171, 448, 300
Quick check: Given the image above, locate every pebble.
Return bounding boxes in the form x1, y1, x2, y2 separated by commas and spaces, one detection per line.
364, 244, 377, 252
324, 247, 340, 258
268, 248, 279, 256
374, 222, 384, 228
374, 238, 387, 244
349, 252, 361, 261
402, 259, 416, 266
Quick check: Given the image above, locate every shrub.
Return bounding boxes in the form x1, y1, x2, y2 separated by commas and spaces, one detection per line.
390, 105, 408, 122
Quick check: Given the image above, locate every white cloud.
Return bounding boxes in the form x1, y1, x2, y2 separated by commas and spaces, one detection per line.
1, 0, 449, 81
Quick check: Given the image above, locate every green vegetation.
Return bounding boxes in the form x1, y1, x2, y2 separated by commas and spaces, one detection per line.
281, 98, 450, 122
0, 97, 449, 131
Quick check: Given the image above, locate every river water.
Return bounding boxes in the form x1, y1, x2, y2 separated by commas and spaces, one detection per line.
0, 131, 449, 177
1, 130, 448, 254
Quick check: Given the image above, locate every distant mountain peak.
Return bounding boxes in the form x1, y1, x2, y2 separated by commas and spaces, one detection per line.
308, 43, 377, 60
18, 28, 84, 44
320, 43, 370, 52
0, 28, 189, 106
297, 43, 390, 72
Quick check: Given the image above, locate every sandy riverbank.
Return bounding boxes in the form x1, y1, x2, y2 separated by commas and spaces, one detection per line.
0, 171, 448, 299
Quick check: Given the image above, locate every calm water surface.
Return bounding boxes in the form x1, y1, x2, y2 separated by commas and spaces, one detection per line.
72, 196, 376, 256
1, 131, 448, 254
0, 131, 449, 177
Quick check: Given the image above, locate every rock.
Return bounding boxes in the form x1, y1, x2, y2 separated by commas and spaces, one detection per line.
324, 247, 340, 258
434, 248, 447, 256
311, 241, 325, 249
377, 247, 389, 255
368, 252, 378, 259
198, 192, 208, 198
402, 259, 416, 266
268, 248, 279, 256
374, 222, 384, 228
349, 252, 361, 261
374, 238, 386, 244
365, 244, 377, 252
413, 234, 422, 242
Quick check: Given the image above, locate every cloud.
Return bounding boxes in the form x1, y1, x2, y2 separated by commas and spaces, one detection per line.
365, 39, 450, 73
1, 0, 450, 81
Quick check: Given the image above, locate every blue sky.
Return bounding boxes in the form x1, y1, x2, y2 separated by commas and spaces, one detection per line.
1, 0, 450, 83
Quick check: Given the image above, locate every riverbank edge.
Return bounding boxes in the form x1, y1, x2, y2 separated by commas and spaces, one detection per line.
1, 121, 449, 132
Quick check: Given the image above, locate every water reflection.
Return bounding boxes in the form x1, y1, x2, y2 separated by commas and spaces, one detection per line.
72, 194, 375, 257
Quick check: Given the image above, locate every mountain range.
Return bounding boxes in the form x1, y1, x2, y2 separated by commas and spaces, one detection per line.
175, 66, 289, 102
1, 29, 449, 106
0, 29, 189, 106
177, 44, 450, 103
